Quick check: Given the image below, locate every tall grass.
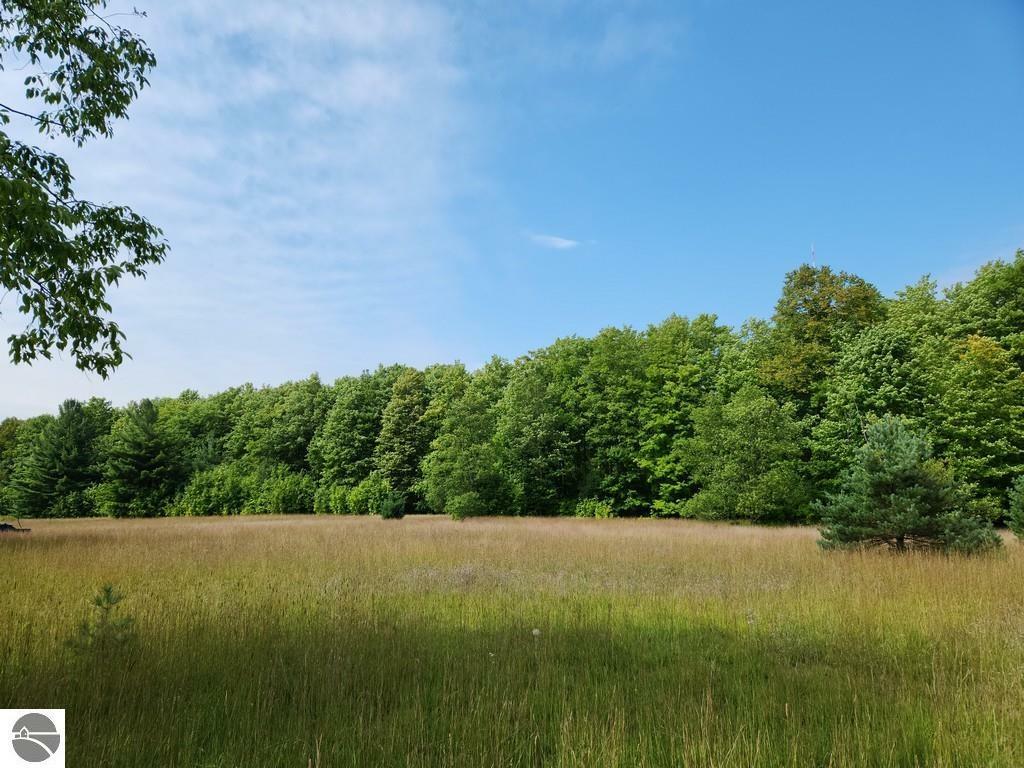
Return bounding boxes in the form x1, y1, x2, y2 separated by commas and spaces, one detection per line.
1, 516, 1022, 767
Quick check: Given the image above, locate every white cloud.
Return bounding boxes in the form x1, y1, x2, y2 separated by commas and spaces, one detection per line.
0, 0, 680, 417
530, 234, 580, 250
0, 0, 473, 416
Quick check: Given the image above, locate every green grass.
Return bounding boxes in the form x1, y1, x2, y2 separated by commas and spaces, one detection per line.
2, 515, 1022, 767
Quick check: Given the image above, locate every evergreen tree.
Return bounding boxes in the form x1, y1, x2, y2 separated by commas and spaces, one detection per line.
0, 417, 22, 514
9, 399, 110, 516
373, 369, 430, 510
94, 399, 186, 517
818, 416, 1000, 553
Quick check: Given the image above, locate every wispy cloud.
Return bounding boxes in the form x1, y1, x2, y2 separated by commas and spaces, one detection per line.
0, 0, 682, 416
530, 234, 580, 250
0, 0, 472, 414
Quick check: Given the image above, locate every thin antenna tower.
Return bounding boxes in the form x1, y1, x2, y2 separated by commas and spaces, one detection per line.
810, 242, 816, 267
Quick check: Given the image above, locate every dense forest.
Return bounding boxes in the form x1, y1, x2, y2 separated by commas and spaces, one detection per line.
2, 255, 1023, 532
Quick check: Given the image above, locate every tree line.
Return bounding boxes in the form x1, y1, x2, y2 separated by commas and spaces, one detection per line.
2, 255, 1023, 550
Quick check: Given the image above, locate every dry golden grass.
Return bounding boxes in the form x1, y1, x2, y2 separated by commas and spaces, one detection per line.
2, 515, 1023, 767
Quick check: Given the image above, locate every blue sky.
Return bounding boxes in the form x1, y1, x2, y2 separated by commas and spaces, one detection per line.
1, 0, 1023, 416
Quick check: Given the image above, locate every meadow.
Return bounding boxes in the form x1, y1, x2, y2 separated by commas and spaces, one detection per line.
1, 515, 1023, 767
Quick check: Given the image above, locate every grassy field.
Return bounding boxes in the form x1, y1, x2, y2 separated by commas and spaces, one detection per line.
1, 516, 1022, 767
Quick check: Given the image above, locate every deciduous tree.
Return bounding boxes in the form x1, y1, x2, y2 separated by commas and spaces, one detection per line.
422, 357, 511, 518
308, 366, 406, 488
762, 264, 886, 409
374, 368, 430, 509
681, 385, 807, 521
1, 0, 166, 375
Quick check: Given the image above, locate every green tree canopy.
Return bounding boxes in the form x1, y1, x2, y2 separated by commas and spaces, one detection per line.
812, 322, 934, 491
762, 264, 886, 408
1009, 476, 1024, 540
421, 363, 471, 442
494, 338, 589, 516
944, 251, 1024, 364
422, 357, 511, 519
639, 314, 733, 512
227, 375, 330, 473
308, 366, 407, 488
159, 387, 248, 474
931, 335, 1024, 508
373, 368, 430, 509
577, 327, 651, 514
0, 416, 22, 514
1, 256, 1021, 530
680, 385, 808, 521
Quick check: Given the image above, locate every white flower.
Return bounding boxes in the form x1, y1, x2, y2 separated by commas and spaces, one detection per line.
532, 628, 541, 638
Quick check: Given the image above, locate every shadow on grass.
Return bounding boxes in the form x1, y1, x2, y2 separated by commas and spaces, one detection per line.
2, 604, 996, 768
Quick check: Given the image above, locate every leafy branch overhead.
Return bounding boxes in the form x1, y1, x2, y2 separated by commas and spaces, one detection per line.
0, 0, 166, 377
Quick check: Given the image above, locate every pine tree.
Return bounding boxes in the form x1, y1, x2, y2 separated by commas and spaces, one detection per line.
10, 399, 110, 517
95, 400, 186, 517
818, 416, 1000, 553
0, 417, 22, 515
